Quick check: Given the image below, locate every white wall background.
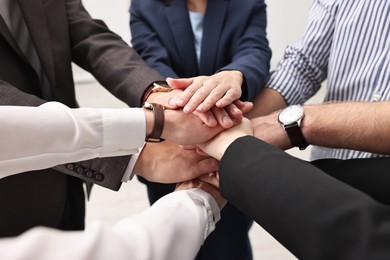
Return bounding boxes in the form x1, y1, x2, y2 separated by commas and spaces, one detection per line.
79, 0, 314, 73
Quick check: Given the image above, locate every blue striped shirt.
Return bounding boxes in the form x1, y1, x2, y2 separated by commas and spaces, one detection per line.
266, 0, 390, 160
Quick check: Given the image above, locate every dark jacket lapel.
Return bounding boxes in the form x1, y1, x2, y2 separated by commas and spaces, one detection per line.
199, 0, 228, 75
165, 0, 199, 76
18, 0, 56, 89
0, 15, 28, 61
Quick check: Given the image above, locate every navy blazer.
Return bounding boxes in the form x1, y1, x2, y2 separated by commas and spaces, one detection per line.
130, 0, 271, 101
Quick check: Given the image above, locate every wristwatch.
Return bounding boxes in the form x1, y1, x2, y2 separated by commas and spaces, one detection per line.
278, 105, 308, 150
143, 102, 165, 143
143, 82, 173, 103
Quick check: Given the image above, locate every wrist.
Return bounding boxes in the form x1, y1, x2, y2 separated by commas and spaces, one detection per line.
143, 108, 154, 137
143, 102, 165, 142
144, 82, 173, 104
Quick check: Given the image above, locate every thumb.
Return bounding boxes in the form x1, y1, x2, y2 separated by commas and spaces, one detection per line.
167, 77, 195, 89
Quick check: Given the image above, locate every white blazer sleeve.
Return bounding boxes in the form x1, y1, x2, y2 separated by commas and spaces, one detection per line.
0, 102, 146, 178
0, 189, 220, 260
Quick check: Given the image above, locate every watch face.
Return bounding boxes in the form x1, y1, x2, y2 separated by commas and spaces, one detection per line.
278, 105, 304, 125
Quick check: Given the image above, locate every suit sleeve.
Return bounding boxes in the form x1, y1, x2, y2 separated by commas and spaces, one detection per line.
218, 0, 271, 101
219, 136, 390, 260
129, 0, 179, 79
0, 80, 46, 106
65, 0, 165, 107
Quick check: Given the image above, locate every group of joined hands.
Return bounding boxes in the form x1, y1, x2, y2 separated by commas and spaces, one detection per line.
138, 72, 254, 210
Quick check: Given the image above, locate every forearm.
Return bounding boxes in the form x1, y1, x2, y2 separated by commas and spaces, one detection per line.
0, 102, 146, 178
245, 88, 287, 118
0, 189, 219, 260
303, 102, 390, 155
66, 0, 164, 107
220, 136, 390, 260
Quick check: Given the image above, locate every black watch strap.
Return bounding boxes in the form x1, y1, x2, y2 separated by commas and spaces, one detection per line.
144, 102, 165, 142
284, 123, 308, 150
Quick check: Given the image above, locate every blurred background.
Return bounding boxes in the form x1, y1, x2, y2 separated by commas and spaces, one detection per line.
75, 1, 324, 259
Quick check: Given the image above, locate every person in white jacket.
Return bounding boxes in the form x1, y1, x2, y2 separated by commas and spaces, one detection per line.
0, 101, 225, 260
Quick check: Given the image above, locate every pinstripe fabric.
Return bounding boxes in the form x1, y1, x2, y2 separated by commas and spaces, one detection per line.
267, 0, 390, 160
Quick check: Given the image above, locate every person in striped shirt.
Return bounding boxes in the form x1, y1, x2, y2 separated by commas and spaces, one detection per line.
247, 0, 389, 160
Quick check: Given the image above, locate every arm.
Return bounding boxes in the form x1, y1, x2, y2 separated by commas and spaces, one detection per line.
0, 188, 221, 260
0, 101, 225, 181
220, 136, 390, 260
264, 0, 338, 107
251, 101, 390, 154
303, 101, 390, 154
0, 102, 145, 179
199, 126, 390, 260
130, 0, 179, 79
65, 0, 165, 107
169, 0, 271, 113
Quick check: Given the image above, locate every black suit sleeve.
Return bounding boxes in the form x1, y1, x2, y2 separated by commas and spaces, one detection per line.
219, 136, 390, 260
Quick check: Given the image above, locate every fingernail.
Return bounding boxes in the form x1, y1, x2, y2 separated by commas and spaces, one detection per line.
197, 104, 204, 112
177, 99, 185, 107
169, 98, 176, 106
223, 116, 233, 125
208, 116, 216, 125
183, 105, 192, 113
233, 108, 241, 114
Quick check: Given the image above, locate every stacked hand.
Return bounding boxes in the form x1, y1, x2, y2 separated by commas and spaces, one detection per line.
135, 77, 254, 205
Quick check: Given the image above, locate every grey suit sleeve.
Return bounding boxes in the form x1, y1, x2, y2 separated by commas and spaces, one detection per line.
220, 136, 390, 260
0, 80, 46, 106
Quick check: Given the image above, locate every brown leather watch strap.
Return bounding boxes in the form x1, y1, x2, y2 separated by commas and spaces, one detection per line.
144, 102, 165, 142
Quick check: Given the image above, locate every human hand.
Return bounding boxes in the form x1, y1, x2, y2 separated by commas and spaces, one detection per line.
198, 172, 220, 189
197, 118, 254, 160
162, 108, 229, 145
133, 141, 219, 183
193, 100, 253, 129
250, 111, 292, 150
168, 70, 244, 112
175, 176, 226, 209
145, 88, 183, 109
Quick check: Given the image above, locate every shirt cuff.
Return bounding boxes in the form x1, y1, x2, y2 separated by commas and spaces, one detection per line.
186, 189, 221, 239
100, 108, 145, 154
121, 144, 145, 182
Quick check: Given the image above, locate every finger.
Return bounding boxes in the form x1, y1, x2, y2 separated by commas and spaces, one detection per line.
175, 179, 199, 191
147, 89, 183, 109
193, 110, 218, 127
195, 147, 209, 156
196, 86, 228, 112
199, 174, 220, 188
182, 83, 213, 113
198, 158, 219, 175
215, 88, 241, 108
225, 103, 243, 119
234, 100, 254, 114
177, 81, 203, 110
211, 106, 234, 129
166, 77, 194, 89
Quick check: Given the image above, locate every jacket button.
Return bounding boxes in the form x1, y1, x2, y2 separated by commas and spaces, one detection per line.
66, 163, 75, 171
94, 173, 104, 182
84, 170, 94, 178
75, 165, 84, 175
